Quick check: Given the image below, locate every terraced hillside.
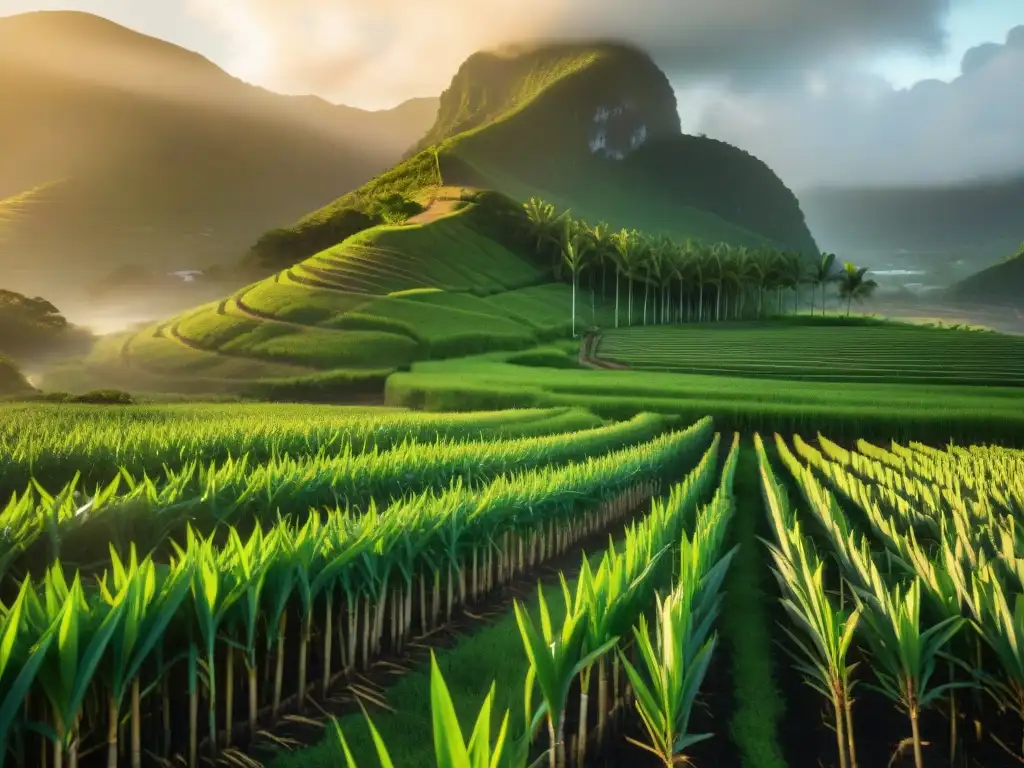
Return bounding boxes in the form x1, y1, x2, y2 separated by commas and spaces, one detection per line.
79, 189, 616, 397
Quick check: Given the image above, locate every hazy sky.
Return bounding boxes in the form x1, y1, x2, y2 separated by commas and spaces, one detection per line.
2, 0, 1022, 188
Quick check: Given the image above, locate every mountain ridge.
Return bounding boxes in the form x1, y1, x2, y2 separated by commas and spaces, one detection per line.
0, 10, 439, 305
258, 40, 818, 270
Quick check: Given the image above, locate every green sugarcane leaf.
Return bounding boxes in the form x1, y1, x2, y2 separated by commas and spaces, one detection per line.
466, 687, 496, 768
488, 709, 510, 768
0, 616, 56, 768
68, 595, 127, 723
359, 703, 397, 768
330, 718, 360, 768
430, 654, 470, 768
122, 567, 191, 688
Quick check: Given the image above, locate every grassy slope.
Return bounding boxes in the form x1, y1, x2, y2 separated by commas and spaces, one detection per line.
948, 247, 1024, 307
84, 41, 821, 396
84, 197, 621, 394
0, 355, 33, 396
385, 327, 1024, 443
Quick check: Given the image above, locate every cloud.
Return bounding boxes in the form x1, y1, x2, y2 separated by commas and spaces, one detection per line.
696, 24, 1024, 187
185, 0, 955, 108
182, 0, 1022, 186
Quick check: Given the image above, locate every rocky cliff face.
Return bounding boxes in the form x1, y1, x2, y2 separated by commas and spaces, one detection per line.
417, 42, 680, 162
258, 39, 821, 263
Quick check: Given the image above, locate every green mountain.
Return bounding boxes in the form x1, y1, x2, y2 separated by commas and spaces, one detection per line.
74, 41, 820, 398
0, 356, 33, 396
0, 11, 438, 304
253, 42, 818, 269
948, 243, 1024, 307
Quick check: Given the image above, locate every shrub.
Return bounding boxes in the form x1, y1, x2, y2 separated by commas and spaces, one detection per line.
506, 347, 580, 369
70, 389, 134, 405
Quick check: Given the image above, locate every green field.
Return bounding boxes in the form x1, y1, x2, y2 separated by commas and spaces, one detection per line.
7, 33, 1024, 768
596, 322, 1024, 386
385, 328, 1024, 443
2, 403, 1021, 768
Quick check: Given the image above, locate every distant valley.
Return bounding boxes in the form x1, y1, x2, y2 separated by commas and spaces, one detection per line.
0, 10, 439, 322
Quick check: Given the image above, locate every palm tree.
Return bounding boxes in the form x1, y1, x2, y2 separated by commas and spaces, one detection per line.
766, 250, 791, 315
522, 197, 569, 277
838, 262, 879, 317
718, 247, 743, 321
623, 231, 650, 326
671, 242, 693, 323
692, 246, 710, 322
782, 252, 807, 314
609, 229, 632, 329
645, 236, 672, 325
561, 222, 592, 337
733, 247, 760, 319
810, 253, 840, 315
706, 245, 726, 321
586, 221, 615, 301
740, 248, 768, 319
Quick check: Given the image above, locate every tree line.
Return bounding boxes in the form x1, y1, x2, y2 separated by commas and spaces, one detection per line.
521, 198, 879, 335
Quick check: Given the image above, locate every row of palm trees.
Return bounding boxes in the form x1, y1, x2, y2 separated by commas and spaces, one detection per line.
521, 198, 879, 336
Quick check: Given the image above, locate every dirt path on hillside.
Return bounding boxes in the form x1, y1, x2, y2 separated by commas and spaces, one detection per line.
405, 197, 461, 224
404, 185, 475, 225
578, 332, 627, 369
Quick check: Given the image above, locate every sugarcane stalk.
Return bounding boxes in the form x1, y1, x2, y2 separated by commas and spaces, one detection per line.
188, 680, 198, 768
577, 667, 591, 768
472, 548, 479, 599
273, 613, 286, 720
131, 677, 141, 768
322, 596, 333, 695
547, 717, 557, 768
910, 706, 924, 768
347, 595, 359, 673
161, 669, 171, 757
53, 709, 64, 768
404, 580, 413, 646
225, 646, 235, 746
67, 714, 79, 768
844, 689, 857, 768
419, 573, 428, 634
361, 598, 371, 669
298, 612, 311, 710
446, 564, 454, 621
107, 695, 118, 768
246, 661, 258, 738
833, 692, 848, 768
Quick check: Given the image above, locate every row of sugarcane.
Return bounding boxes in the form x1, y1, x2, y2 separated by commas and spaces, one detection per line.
0, 404, 572, 498
0, 419, 714, 768
761, 432, 1024, 767
807, 433, 1020, 573
0, 412, 677, 586
331, 432, 741, 768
